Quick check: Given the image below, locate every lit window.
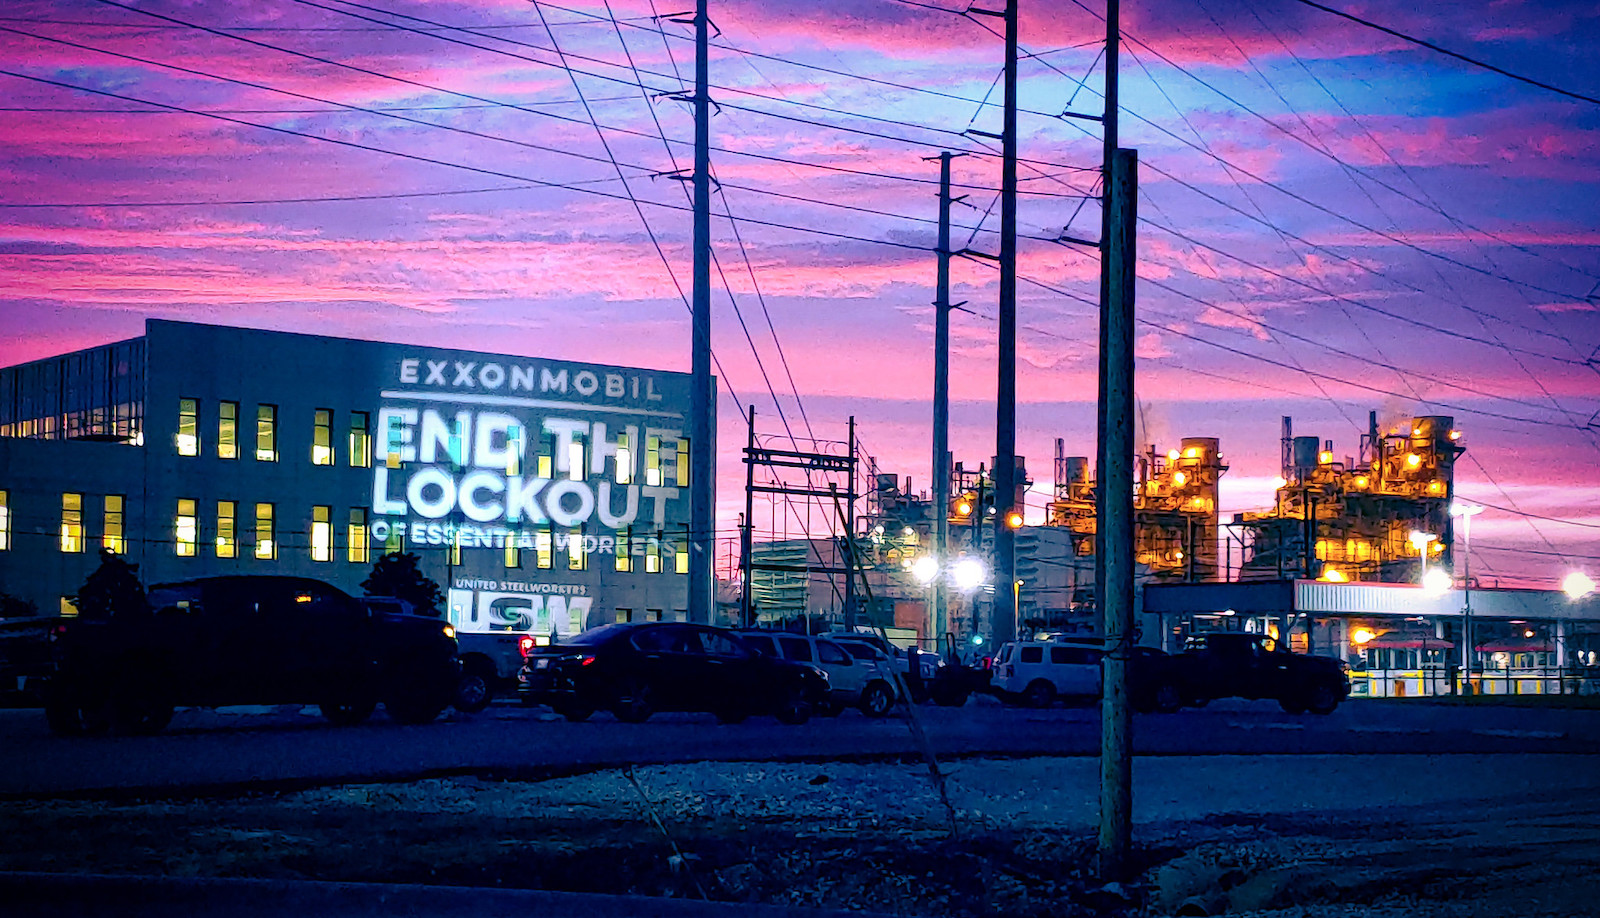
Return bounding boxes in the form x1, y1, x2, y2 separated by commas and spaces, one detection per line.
256, 405, 277, 462
176, 498, 197, 557
536, 454, 552, 479
216, 501, 236, 558
384, 519, 404, 553
568, 528, 586, 570
102, 495, 125, 554
536, 529, 552, 569
0, 489, 9, 551
447, 528, 462, 567
348, 412, 371, 469
311, 505, 332, 562
567, 440, 585, 482
254, 502, 275, 559
505, 424, 523, 476
60, 493, 83, 553
616, 432, 632, 484
312, 409, 334, 466
675, 438, 690, 487
615, 528, 632, 572
645, 435, 662, 486
505, 538, 520, 569
675, 541, 689, 575
348, 508, 369, 563
177, 398, 199, 456
645, 537, 661, 574
218, 401, 238, 459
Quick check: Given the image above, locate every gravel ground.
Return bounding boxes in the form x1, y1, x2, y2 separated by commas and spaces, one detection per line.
4, 755, 1598, 916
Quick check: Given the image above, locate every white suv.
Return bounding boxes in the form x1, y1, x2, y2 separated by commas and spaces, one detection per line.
991, 639, 1103, 707
738, 632, 899, 717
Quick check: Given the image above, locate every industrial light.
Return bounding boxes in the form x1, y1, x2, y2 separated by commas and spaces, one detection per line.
1449, 430, 1461, 440
1523, 629, 1536, 639
1412, 427, 1423, 437
1406, 453, 1422, 468
873, 525, 885, 535
1422, 567, 1452, 597
1563, 571, 1595, 600
1219, 608, 1236, 616
902, 526, 915, 537
911, 555, 939, 585
1005, 511, 1024, 529
1167, 449, 1180, 462
956, 500, 972, 517
1427, 481, 1443, 494
1271, 476, 1288, 489
1174, 549, 1184, 560
1351, 627, 1376, 645
1184, 447, 1200, 459
1172, 471, 1187, 486
952, 557, 986, 591
1409, 531, 1437, 553
1322, 568, 1348, 583
1353, 476, 1369, 488
1318, 450, 1333, 465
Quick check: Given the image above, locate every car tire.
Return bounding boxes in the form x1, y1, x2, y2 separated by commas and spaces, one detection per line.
1024, 679, 1056, 709
1278, 696, 1307, 715
454, 667, 494, 714
1306, 683, 1341, 715
321, 699, 376, 726
611, 679, 655, 723
554, 702, 594, 723
858, 681, 895, 718
774, 687, 813, 726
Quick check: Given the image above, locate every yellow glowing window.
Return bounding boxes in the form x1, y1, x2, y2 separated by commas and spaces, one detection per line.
505, 538, 520, 569
675, 438, 690, 487
645, 435, 662, 486
256, 405, 277, 462
312, 409, 334, 466
348, 508, 368, 563
349, 412, 371, 469
254, 502, 275, 559
616, 432, 632, 484
176, 498, 197, 557
177, 398, 199, 456
216, 501, 236, 558
102, 495, 125, 554
310, 505, 332, 562
60, 492, 83, 553
616, 528, 632, 572
536, 529, 552, 569
645, 538, 661, 574
0, 489, 8, 551
218, 401, 238, 460
675, 542, 689, 575
537, 454, 553, 479
568, 529, 586, 570
447, 529, 462, 567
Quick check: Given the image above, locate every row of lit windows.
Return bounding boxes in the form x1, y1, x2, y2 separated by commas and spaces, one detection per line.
0, 488, 686, 575
378, 416, 691, 487
177, 399, 371, 468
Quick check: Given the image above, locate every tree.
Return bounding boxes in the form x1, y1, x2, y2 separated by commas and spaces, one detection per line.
71, 549, 149, 619
361, 552, 445, 615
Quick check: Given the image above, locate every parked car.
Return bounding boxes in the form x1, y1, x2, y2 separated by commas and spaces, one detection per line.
1169, 632, 1351, 714
990, 639, 1184, 713
517, 622, 829, 724
43, 576, 460, 735
738, 630, 898, 716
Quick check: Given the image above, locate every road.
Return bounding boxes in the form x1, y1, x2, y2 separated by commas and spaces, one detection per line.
2, 695, 1597, 798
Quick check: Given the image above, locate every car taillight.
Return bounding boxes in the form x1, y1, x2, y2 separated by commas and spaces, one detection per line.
982, 656, 994, 670
580, 655, 598, 667
519, 636, 536, 658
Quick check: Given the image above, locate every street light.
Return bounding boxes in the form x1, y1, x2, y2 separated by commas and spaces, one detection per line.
1422, 567, 1452, 597
1450, 503, 1483, 694
952, 556, 986, 592
1564, 571, 1596, 601
911, 555, 939, 586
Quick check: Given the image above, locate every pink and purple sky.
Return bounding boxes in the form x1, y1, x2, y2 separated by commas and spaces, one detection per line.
2, 0, 1597, 586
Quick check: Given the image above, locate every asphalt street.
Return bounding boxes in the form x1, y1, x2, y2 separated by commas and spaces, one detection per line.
2, 696, 1597, 798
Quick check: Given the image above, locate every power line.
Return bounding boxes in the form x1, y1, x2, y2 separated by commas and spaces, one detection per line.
1291, 0, 1600, 106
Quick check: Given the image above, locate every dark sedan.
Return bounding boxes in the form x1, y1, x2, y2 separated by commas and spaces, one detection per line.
517, 622, 829, 724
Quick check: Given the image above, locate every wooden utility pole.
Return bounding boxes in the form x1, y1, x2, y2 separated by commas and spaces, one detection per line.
740, 406, 756, 626
993, 0, 1020, 647
688, 0, 713, 623
1097, 148, 1138, 882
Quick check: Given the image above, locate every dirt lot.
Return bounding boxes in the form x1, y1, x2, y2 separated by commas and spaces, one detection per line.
4, 757, 1598, 917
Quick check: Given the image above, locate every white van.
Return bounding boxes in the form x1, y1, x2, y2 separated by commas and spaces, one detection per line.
991, 639, 1103, 707
737, 631, 899, 716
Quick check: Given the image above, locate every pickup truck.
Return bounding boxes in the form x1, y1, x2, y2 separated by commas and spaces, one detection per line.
1168, 632, 1350, 714
44, 575, 460, 735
